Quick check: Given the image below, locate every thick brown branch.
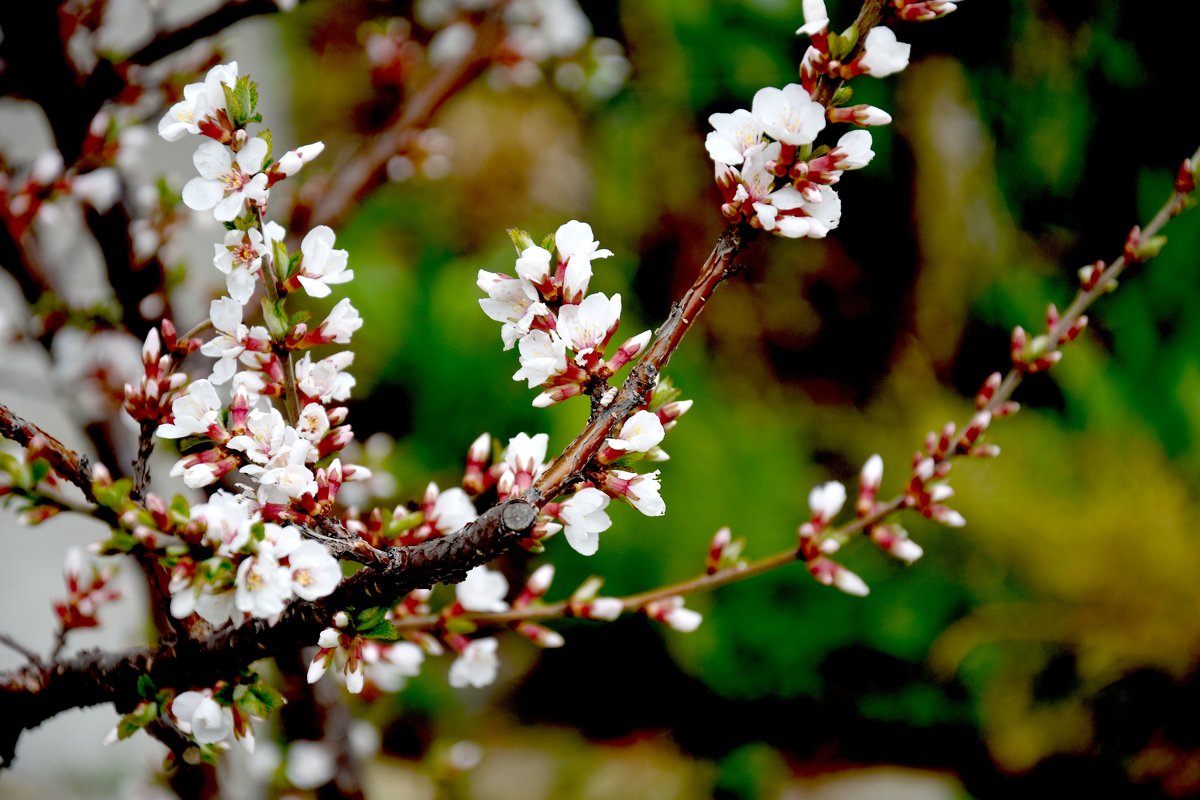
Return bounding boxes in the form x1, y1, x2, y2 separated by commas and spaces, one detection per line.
0, 498, 537, 767
125, 0, 297, 68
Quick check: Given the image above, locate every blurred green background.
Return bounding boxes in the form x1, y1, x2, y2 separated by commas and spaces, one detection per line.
271, 1, 1200, 796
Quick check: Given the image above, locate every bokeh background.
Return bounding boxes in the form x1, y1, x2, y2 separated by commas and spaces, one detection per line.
4, 0, 1200, 798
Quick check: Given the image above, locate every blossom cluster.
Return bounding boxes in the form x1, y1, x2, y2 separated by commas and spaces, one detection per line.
705, 0, 933, 238
145, 62, 366, 629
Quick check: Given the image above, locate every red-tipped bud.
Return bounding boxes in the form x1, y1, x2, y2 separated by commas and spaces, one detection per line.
706, 527, 732, 575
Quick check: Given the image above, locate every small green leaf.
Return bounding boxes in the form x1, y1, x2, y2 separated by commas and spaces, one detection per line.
261, 297, 289, 339
258, 128, 272, 161
353, 606, 388, 631
273, 239, 290, 278
222, 83, 244, 126
359, 619, 400, 641
248, 683, 286, 713
169, 494, 191, 525
29, 459, 49, 484
137, 675, 157, 700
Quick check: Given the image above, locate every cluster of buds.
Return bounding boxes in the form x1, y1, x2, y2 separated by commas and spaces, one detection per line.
890, 0, 965, 23
567, 576, 624, 621
53, 547, 120, 634
855, 455, 923, 564
123, 323, 196, 425
1010, 296, 1090, 376
308, 612, 368, 694
797, 478, 870, 596
478, 221, 649, 407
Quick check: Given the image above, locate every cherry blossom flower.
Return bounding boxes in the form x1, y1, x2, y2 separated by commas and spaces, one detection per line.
502, 432, 549, 482
556, 292, 621, 356
294, 226, 353, 298
157, 379, 224, 439
759, 184, 842, 239
228, 404, 300, 470
295, 352, 356, 404
831, 130, 875, 171
604, 410, 665, 455
235, 551, 293, 619
858, 27, 911, 77
158, 62, 238, 141
477, 271, 546, 350
795, 0, 829, 36
515, 245, 553, 285
751, 84, 826, 146
512, 330, 569, 387
557, 487, 612, 556
457, 566, 510, 613
193, 490, 256, 557
200, 297, 269, 383
287, 541, 341, 600
607, 469, 665, 516
430, 485, 478, 535
172, 691, 233, 745
308, 298, 363, 344
448, 637, 500, 689
213, 228, 266, 304
555, 220, 613, 303
182, 137, 270, 222
705, 109, 764, 166
257, 445, 318, 503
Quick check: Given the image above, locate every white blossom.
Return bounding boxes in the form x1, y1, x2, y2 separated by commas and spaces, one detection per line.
605, 410, 665, 454
558, 487, 612, 556
796, 0, 829, 36
296, 225, 353, 298
859, 27, 911, 77
611, 469, 665, 516
512, 330, 568, 387
158, 62, 238, 141
431, 486, 478, 534
751, 83, 826, 146
502, 432, 549, 478
182, 137, 269, 222
314, 298, 363, 344
448, 637, 500, 689
364, 641, 425, 692
477, 271, 546, 350
212, 228, 266, 305
295, 352, 356, 403
235, 551, 293, 619
172, 691, 233, 745
296, 403, 330, 444
457, 566, 510, 612
555, 220, 612, 302
515, 245, 552, 284
287, 541, 341, 600
200, 297, 267, 383
157, 379, 223, 439
556, 292, 621, 356
193, 490, 257, 557
833, 130, 875, 170
706, 109, 764, 166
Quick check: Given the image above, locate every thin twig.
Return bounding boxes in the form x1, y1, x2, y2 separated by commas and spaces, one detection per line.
0, 634, 40, 664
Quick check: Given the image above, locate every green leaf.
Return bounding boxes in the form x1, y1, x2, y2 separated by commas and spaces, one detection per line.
359, 619, 401, 641
353, 606, 388, 631
94, 478, 134, 511
273, 239, 290, 279
137, 675, 157, 700
444, 616, 478, 635
261, 297, 289, 339
169, 494, 191, 525
222, 83, 244, 126
179, 435, 210, 455
258, 128, 272, 161
248, 683, 286, 713
29, 459, 49, 484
